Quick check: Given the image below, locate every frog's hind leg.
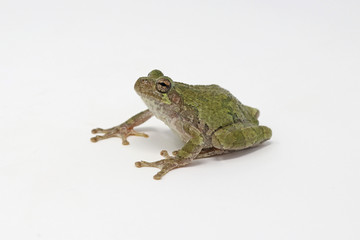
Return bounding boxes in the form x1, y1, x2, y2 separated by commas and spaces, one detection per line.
168, 148, 233, 159
212, 124, 272, 150
194, 148, 234, 159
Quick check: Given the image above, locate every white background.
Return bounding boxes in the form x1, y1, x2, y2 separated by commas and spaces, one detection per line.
1, 0, 359, 239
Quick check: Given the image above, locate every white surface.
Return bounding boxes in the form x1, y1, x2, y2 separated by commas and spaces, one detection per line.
1, 0, 359, 239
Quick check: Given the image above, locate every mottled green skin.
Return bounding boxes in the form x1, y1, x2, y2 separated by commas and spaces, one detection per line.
134, 70, 271, 152
175, 83, 258, 130
91, 69, 272, 180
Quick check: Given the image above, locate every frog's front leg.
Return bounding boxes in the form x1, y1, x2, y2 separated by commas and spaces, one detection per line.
135, 125, 204, 180
91, 109, 153, 145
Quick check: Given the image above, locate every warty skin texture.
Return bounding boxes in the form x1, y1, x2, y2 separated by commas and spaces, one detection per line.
91, 70, 272, 180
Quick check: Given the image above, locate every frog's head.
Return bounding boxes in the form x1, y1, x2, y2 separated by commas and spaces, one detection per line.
134, 70, 180, 109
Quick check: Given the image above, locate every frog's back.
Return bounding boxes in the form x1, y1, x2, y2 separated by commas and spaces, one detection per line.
174, 82, 258, 131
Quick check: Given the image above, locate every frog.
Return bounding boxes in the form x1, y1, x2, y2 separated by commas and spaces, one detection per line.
91, 70, 272, 180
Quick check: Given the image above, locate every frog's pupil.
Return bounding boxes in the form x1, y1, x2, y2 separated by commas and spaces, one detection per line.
156, 79, 171, 93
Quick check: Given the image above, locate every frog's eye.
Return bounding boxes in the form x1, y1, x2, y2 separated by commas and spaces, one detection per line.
156, 78, 172, 93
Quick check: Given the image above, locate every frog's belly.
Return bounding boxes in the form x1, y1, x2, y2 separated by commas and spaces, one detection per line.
164, 118, 215, 148
147, 103, 193, 143
165, 118, 191, 143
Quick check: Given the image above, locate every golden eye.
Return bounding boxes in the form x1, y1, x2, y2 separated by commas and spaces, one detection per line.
156, 78, 171, 93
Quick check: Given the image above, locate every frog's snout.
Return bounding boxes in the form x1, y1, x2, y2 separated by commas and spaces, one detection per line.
134, 77, 153, 95
134, 78, 141, 93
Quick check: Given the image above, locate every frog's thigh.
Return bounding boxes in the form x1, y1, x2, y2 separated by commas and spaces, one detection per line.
212, 124, 272, 150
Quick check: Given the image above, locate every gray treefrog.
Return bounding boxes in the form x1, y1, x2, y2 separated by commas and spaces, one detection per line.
91, 70, 272, 180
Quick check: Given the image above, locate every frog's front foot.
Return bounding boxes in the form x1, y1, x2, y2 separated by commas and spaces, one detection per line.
91, 125, 148, 145
135, 151, 191, 180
